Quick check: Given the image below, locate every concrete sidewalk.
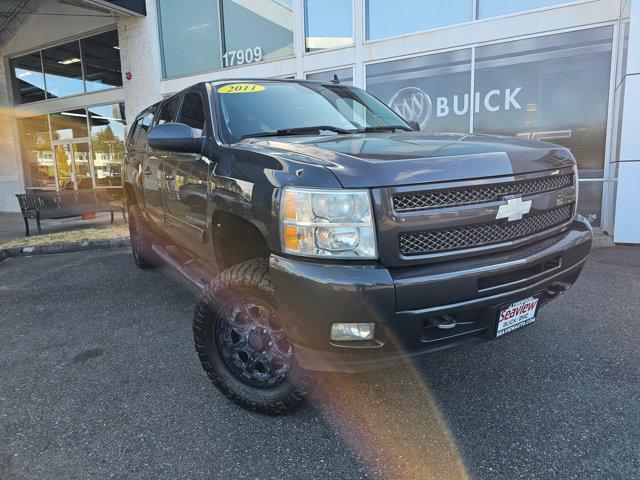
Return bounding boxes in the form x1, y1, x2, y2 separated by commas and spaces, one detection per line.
0, 212, 127, 243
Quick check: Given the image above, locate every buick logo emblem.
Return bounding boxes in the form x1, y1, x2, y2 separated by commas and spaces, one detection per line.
496, 197, 532, 222
389, 87, 432, 129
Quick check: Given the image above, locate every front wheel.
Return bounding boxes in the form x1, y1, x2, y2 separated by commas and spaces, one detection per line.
193, 258, 312, 415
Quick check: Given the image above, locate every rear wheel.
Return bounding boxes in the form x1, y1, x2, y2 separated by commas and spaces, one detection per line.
128, 204, 160, 269
193, 258, 312, 415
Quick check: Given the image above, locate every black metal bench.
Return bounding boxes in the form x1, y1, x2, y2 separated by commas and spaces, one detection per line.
15, 189, 126, 236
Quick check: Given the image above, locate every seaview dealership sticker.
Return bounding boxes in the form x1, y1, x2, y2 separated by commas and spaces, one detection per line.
217, 83, 265, 94
496, 296, 539, 337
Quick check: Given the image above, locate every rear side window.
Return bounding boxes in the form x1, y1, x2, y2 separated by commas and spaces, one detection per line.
179, 92, 206, 136
157, 96, 182, 125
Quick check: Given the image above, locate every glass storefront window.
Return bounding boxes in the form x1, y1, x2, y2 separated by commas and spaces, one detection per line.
9, 30, 122, 104
81, 30, 123, 92
19, 105, 127, 192
221, 0, 294, 68
478, 1, 573, 19
71, 143, 92, 189
89, 103, 126, 188
10, 52, 46, 104
54, 143, 74, 189
50, 109, 89, 140
366, 49, 472, 133
158, 0, 222, 77
366, 0, 473, 40
306, 67, 354, 85
577, 182, 603, 227
42, 41, 84, 99
305, 0, 352, 51
53, 142, 93, 190
474, 27, 613, 178
18, 115, 55, 189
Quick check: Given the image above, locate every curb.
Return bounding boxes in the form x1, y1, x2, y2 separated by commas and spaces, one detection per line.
0, 237, 130, 262
592, 233, 614, 249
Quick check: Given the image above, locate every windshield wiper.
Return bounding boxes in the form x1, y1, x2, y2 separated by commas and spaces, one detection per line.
352, 125, 413, 133
241, 125, 353, 139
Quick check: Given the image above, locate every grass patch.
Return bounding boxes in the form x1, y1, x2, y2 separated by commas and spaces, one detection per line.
0, 224, 129, 250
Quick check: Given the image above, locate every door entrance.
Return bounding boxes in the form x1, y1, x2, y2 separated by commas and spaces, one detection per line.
53, 141, 93, 190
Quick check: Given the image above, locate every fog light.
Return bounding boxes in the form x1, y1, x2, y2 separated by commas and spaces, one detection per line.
330, 323, 375, 341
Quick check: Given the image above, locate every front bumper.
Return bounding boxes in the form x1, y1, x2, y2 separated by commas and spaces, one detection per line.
270, 218, 592, 372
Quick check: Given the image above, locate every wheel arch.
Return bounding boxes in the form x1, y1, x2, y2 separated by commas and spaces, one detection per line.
211, 211, 271, 271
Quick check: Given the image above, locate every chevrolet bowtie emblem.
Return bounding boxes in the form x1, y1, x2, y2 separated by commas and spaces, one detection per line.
496, 197, 532, 222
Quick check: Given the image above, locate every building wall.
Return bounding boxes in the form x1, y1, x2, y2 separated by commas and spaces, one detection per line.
0, 0, 636, 243
0, 58, 22, 212
0, 1, 121, 212
117, 0, 163, 124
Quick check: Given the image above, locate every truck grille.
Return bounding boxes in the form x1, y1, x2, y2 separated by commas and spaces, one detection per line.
399, 204, 573, 256
393, 174, 572, 212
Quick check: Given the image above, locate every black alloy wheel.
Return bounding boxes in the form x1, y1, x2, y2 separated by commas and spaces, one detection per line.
193, 258, 312, 415
216, 299, 292, 389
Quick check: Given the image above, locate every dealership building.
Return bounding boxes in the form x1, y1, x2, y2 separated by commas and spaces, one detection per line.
0, 0, 638, 243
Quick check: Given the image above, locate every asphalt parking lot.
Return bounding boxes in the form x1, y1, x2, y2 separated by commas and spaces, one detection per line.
1, 247, 639, 480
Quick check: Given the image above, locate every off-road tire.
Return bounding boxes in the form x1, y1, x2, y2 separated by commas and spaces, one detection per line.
193, 258, 312, 415
128, 204, 160, 269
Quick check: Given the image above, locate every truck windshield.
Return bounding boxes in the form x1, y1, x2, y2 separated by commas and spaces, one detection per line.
214, 81, 412, 143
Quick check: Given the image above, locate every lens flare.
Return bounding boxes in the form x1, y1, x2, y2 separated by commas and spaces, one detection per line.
307, 303, 469, 480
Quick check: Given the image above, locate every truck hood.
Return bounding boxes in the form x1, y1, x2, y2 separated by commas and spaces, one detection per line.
241, 132, 575, 188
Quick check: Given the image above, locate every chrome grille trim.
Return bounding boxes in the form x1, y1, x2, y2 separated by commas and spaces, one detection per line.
393, 174, 573, 212
399, 204, 574, 256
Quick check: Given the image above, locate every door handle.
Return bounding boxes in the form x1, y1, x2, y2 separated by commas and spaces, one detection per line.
143, 166, 152, 176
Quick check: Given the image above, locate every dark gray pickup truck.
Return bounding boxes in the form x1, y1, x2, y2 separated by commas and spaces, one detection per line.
123, 79, 592, 414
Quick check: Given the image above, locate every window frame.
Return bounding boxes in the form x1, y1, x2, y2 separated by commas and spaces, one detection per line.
304, 0, 355, 53
8, 27, 123, 106
41, 40, 86, 100
154, 94, 184, 127
10, 51, 47, 104
364, 0, 475, 42
177, 89, 209, 137
128, 106, 157, 149
80, 30, 123, 93
362, 0, 596, 44
157, 0, 224, 79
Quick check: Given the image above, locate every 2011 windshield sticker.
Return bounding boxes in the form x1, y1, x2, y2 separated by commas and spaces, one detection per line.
217, 83, 265, 94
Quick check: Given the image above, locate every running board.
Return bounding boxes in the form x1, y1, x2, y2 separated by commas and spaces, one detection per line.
151, 244, 214, 290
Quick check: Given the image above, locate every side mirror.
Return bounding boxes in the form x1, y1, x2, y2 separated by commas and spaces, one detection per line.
148, 122, 205, 154
407, 120, 421, 132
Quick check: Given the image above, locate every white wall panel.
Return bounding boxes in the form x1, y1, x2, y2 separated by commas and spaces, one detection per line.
614, 161, 640, 243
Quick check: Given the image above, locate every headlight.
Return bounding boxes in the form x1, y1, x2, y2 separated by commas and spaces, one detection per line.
280, 187, 377, 259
